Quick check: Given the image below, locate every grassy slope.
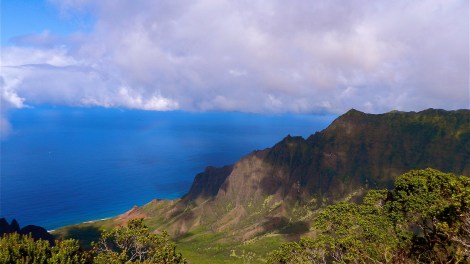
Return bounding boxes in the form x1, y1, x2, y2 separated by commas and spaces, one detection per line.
177, 233, 286, 263
51, 190, 361, 263
52, 218, 288, 263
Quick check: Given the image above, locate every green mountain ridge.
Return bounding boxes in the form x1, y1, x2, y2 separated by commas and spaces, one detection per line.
54, 108, 470, 263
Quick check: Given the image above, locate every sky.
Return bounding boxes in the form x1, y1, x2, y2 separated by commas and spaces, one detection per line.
1, 0, 469, 135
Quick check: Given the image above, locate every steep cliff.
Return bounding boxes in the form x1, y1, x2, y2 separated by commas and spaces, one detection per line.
133, 108, 469, 239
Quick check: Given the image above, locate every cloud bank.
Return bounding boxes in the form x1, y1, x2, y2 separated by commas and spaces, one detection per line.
1, 0, 469, 134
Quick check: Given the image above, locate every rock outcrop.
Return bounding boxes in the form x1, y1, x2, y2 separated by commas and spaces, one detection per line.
0, 218, 55, 245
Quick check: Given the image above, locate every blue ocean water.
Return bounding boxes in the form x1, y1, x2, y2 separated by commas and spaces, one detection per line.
0, 106, 336, 230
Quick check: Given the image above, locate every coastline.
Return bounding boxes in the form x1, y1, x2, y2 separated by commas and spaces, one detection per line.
83, 217, 111, 224
48, 217, 112, 233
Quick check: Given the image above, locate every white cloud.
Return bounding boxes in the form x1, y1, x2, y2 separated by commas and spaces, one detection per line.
0, 74, 25, 138
1, 0, 468, 136
1, 77, 25, 109
116, 87, 178, 110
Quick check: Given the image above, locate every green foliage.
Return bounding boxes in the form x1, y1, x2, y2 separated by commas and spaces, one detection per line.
49, 239, 92, 264
315, 203, 399, 263
267, 202, 400, 263
0, 232, 91, 264
92, 218, 186, 264
387, 168, 470, 262
1, 219, 184, 263
267, 237, 331, 264
267, 169, 470, 263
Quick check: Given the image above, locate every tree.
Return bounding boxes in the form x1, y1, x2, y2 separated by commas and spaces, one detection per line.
267, 201, 400, 263
387, 168, 470, 262
1, 219, 185, 263
92, 218, 186, 264
0, 232, 91, 264
266, 236, 331, 264
267, 169, 470, 263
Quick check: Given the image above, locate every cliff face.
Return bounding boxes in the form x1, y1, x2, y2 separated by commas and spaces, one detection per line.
310, 108, 470, 187
134, 109, 470, 238
182, 165, 233, 201
190, 108, 469, 201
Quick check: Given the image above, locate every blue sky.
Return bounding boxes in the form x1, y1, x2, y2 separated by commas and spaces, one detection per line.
1, 0, 469, 136
1, 0, 93, 46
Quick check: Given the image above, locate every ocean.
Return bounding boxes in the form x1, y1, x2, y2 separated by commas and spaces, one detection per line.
0, 106, 336, 230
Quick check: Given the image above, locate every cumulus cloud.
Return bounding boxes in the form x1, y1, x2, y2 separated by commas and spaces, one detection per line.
1, 0, 468, 134
1, 73, 26, 138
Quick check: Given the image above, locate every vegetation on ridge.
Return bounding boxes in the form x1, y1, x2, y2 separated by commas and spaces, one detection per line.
267, 168, 470, 263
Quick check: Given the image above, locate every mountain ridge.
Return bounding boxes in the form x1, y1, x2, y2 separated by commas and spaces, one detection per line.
54, 108, 470, 262
129, 108, 469, 238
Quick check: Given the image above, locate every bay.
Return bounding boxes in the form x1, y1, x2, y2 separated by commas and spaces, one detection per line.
0, 106, 336, 230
